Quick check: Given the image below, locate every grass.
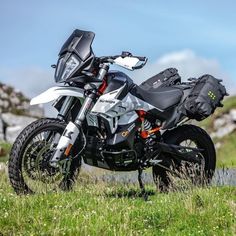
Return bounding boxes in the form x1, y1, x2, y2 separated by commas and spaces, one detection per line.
0, 142, 11, 163
0, 171, 235, 236
217, 131, 236, 167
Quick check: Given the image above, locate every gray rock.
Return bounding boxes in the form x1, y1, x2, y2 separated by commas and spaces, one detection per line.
0, 92, 8, 100
213, 114, 231, 130
4, 100, 9, 109
0, 100, 9, 109
229, 109, 236, 122
213, 117, 226, 129
1, 113, 36, 143
215, 142, 222, 149
9, 95, 20, 106
211, 123, 236, 139
6, 126, 24, 143
2, 113, 36, 127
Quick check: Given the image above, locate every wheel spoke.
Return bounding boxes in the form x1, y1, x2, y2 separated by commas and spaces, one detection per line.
177, 139, 205, 182
21, 129, 67, 193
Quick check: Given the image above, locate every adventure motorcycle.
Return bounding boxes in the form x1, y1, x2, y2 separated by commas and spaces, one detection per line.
8, 29, 227, 195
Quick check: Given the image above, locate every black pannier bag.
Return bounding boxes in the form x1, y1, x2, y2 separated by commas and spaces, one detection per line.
182, 74, 228, 121
139, 68, 181, 91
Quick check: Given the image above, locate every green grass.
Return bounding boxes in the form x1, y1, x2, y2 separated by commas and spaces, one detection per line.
0, 171, 235, 236
217, 131, 236, 167
0, 142, 11, 163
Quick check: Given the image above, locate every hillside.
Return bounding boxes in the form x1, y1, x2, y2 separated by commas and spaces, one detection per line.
200, 96, 236, 167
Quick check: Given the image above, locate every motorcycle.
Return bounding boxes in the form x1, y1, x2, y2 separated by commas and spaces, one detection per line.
8, 29, 227, 196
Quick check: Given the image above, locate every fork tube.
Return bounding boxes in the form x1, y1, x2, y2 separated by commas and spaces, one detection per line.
74, 93, 95, 126
57, 96, 74, 120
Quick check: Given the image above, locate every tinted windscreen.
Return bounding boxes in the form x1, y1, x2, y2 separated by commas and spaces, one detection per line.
59, 29, 95, 61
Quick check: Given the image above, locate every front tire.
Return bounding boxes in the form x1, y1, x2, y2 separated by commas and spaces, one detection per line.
8, 118, 82, 194
153, 124, 216, 192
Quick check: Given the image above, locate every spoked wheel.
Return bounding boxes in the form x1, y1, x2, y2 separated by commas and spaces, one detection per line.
153, 125, 216, 192
8, 118, 82, 194
173, 139, 206, 184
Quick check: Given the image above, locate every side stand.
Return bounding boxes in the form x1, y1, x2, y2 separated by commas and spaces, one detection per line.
138, 169, 148, 201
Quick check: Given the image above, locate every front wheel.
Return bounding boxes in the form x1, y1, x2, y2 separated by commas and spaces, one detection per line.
153, 124, 216, 192
8, 118, 82, 194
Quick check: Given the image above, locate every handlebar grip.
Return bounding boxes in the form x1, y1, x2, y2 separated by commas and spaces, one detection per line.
132, 57, 148, 70
136, 56, 146, 61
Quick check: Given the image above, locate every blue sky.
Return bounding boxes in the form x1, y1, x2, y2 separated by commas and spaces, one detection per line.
0, 0, 236, 96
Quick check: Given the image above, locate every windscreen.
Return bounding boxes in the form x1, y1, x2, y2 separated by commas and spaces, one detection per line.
59, 29, 95, 61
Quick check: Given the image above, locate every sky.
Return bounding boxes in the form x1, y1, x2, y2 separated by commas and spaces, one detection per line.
0, 0, 236, 99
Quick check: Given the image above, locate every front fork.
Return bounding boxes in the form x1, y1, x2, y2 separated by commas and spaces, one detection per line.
50, 64, 108, 167
50, 93, 96, 166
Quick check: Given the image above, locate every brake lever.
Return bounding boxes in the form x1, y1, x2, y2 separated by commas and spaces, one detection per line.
121, 51, 133, 58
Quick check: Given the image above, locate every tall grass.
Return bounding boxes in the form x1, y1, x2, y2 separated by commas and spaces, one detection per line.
0, 170, 235, 235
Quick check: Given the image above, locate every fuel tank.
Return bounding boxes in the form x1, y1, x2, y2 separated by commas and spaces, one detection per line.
104, 71, 134, 100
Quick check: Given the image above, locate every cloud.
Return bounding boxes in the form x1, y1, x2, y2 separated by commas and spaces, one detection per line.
0, 67, 54, 98
131, 49, 234, 94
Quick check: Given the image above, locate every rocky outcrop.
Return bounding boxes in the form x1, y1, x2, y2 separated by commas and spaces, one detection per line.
0, 82, 43, 117
0, 82, 44, 143
211, 109, 236, 139
1, 113, 36, 143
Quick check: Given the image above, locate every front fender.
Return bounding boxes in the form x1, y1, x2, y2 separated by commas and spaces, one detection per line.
30, 86, 85, 105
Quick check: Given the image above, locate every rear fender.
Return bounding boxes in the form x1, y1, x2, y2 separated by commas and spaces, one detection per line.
30, 86, 85, 105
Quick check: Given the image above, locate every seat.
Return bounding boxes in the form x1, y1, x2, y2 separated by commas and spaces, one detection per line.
131, 85, 183, 110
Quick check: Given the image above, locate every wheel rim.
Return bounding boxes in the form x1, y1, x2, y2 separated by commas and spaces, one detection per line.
21, 129, 72, 193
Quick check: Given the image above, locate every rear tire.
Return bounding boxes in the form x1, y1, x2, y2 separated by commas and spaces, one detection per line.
8, 118, 81, 194
152, 124, 216, 192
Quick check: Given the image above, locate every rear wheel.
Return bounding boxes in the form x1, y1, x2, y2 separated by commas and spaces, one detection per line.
152, 124, 216, 192
8, 118, 82, 194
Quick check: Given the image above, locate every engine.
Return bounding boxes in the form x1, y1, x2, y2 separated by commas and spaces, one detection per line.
82, 116, 161, 171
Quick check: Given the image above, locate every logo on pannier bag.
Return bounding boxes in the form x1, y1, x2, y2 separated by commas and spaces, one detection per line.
208, 90, 216, 100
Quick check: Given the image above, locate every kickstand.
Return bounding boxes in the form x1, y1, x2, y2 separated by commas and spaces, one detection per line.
138, 169, 148, 201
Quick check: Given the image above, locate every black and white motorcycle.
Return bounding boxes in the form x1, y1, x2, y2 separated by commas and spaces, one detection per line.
8, 29, 227, 195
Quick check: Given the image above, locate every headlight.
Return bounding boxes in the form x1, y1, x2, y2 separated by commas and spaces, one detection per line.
61, 55, 80, 81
